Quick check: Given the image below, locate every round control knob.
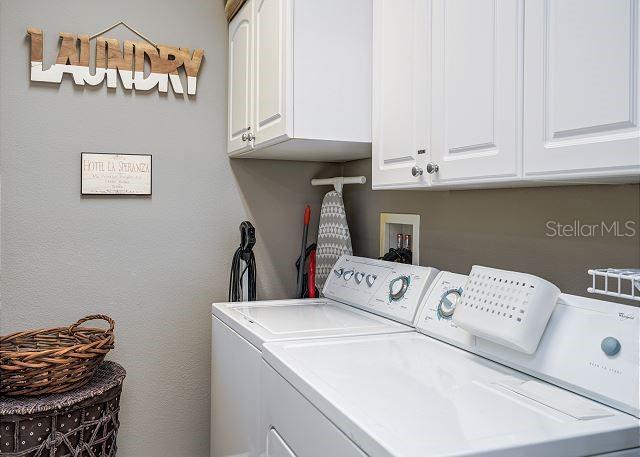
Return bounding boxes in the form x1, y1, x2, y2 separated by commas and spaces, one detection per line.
334, 268, 344, 278
365, 274, 377, 288
601, 337, 621, 357
354, 272, 365, 284
438, 288, 462, 319
389, 276, 410, 301
343, 270, 354, 281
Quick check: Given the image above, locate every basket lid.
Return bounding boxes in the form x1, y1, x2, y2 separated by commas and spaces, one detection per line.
0, 361, 126, 416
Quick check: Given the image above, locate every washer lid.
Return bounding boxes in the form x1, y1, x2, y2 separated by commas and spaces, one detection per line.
235, 303, 387, 334
263, 332, 640, 457
212, 299, 410, 349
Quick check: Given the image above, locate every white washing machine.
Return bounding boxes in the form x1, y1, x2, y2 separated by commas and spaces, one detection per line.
260, 271, 640, 457
210, 255, 439, 457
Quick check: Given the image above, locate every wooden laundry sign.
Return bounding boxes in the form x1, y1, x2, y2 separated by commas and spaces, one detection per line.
27, 27, 204, 94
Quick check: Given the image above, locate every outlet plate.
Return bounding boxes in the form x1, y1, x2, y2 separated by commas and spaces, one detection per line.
379, 213, 420, 265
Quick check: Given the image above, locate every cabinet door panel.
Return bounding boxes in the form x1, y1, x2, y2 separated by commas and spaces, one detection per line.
431, 0, 522, 184
372, 0, 430, 188
254, 0, 291, 147
524, 0, 640, 178
228, 1, 253, 154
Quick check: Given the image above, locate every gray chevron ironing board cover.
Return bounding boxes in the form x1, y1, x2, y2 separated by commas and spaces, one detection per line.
315, 190, 353, 292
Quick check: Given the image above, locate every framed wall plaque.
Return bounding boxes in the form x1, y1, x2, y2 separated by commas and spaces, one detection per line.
81, 153, 152, 195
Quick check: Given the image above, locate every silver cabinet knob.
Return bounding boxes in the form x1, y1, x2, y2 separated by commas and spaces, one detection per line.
426, 162, 439, 174
241, 126, 254, 142
411, 166, 423, 177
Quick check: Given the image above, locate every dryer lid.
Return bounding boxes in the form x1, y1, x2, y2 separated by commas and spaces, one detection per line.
263, 332, 639, 457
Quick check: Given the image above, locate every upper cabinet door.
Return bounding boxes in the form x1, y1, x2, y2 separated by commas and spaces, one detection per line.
524, 0, 640, 179
430, 0, 523, 185
228, 0, 254, 154
253, 0, 292, 148
372, 0, 431, 189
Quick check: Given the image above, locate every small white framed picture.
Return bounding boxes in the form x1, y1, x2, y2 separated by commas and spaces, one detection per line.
81, 153, 152, 195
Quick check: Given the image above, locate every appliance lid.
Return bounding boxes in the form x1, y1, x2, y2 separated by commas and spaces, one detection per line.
263, 332, 640, 457
234, 303, 389, 334
212, 299, 411, 349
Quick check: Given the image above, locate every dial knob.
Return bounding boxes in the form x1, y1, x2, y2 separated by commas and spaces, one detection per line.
389, 276, 410, 301
366, 274, 377, 287
343, 270, 354, 281
354, 272, 365, 284
334, 268, 344, 278
438, 288, 462, 319
601, 337, 621, 357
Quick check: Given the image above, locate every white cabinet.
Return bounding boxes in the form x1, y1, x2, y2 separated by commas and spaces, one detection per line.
228, 0, 372, 162
372, 0, 430, 188
523, 0, 640, 180
253, 0, 290, 149
228, 0, 254, 154
373, 0, 523, 189
373, 0, 639, 189
429, 0, 522, 185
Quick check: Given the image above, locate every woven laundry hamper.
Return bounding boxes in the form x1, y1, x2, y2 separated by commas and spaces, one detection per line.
0, 361, 125, 457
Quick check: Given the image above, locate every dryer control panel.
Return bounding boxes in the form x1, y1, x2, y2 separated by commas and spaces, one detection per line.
415, 271, 476, 348
323, 256, 439, 325
415, 271, 640, 418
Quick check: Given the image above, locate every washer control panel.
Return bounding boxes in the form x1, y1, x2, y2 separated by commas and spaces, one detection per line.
323, 255, 440, 325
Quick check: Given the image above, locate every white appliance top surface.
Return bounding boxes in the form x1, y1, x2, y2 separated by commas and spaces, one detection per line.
263, 332, 640, 457
235, 303, 386, 333
212, 299, 410, 349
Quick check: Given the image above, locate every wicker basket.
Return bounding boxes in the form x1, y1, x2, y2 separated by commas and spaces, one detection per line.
0, 361, 125, 457
0, 315, 115, 397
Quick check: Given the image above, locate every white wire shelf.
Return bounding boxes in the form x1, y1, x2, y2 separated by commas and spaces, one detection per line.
587, 268, 640, 302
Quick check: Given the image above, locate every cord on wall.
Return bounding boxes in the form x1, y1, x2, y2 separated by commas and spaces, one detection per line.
229, 222, 257, 301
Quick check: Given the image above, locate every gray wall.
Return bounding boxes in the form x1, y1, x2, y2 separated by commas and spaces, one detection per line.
342, 159, 640, 306
0, 1, 339, 456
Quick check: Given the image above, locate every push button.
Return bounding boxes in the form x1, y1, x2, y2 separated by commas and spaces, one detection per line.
366, 274, 377, 287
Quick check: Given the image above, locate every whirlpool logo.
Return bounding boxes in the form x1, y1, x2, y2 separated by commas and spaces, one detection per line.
618, 312, 635, 321
545, 220, 637, 238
